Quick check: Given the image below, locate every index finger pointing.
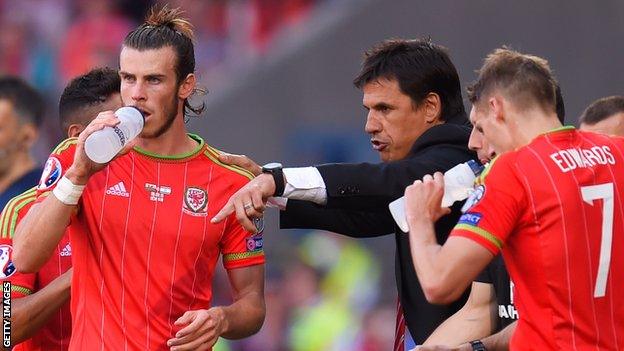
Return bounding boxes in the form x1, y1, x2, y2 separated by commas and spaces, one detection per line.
211, 201, 235, 224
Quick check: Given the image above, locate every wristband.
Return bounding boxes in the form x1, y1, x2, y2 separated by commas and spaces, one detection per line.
52, 176, 86, 205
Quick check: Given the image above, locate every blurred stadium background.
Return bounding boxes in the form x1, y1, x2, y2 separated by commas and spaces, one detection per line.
1, 0, 623, 350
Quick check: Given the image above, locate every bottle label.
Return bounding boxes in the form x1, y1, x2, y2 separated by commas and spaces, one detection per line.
113, 126, 126, 145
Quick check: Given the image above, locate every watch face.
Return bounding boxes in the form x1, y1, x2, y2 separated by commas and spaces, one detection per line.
263, 162, 282, 170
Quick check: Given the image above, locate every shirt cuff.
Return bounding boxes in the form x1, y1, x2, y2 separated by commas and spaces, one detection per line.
282, 167, 327, 205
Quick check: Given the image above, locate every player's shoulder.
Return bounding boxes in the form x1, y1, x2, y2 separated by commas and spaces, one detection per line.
50, 137, 78, 156
200, 142, 255, 182
0, 187, 38, 239
477, 152, 517, 184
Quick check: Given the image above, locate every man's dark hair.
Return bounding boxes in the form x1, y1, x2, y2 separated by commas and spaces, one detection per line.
467, 48, 557, 116
579, 96, 624, 125
555, 83, 565, 124
59, 67, 121, 132
0, 76, 44, 127
123, 5, 204, 117
353, 38, 466, 121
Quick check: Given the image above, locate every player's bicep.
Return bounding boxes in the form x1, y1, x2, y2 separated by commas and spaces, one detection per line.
438, 236, 495, 298
225, 265, 265, 301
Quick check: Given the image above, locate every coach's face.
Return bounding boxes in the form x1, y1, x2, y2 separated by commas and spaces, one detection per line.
119, 46, 195, 139
363, 78, 442, 162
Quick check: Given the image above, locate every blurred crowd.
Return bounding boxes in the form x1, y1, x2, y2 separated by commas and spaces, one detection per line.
0, 1, 397, 349
0, 0, 327, 153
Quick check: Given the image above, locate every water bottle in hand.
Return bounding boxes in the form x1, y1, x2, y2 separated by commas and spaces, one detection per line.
84, 106, 144, 164
388, 160, 485, 232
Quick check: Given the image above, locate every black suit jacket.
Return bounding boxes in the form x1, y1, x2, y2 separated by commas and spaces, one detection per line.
280, 115, 476, 343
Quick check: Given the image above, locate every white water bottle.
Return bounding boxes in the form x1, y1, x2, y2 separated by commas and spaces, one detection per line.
84, 106, 144, 164
388, 160, 485, 232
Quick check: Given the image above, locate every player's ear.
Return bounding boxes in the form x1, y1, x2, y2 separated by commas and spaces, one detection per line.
178, 73, 196, 100
489, 96, 505, 123
67, 124, 85, 138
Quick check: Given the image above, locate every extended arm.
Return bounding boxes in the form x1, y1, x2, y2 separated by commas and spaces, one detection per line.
280, 199, 396, 237
405, 173, 493, 304
167, 265, 265, 350
10, 269, 72, 344
423, 281, 497, 346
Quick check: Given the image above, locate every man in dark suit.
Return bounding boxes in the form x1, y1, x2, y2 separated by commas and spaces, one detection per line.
212, 38, 476, 349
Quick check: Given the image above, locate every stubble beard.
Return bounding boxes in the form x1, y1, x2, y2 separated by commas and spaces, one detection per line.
142, 95, 179, 139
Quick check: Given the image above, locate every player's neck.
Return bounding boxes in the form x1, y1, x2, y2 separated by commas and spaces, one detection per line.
512, 112, 562, 147
136, 117, 198, 156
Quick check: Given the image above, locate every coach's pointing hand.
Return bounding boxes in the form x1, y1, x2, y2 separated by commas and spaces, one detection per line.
168, 308, 225, 351
211, 174, 275, 233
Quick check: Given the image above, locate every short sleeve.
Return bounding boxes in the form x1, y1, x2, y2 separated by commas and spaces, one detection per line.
0, 189, 39, 297
220, 214, 265, 270
0, 239, 36, 298
451, 154, 525, 255
35, 138, 78, 203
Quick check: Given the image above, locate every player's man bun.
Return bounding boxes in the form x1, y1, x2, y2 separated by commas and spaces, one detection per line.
144, 5, 194, 41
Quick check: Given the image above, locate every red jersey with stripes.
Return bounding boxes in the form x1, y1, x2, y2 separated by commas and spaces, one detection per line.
452, 127, 624, 350
36, 134, 265, 351
0, 188, 72, 351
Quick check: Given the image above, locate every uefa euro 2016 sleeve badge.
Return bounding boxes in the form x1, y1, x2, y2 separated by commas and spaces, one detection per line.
183, 187, 208, 217
0, 245, 16, 279
38, 157, 62, 190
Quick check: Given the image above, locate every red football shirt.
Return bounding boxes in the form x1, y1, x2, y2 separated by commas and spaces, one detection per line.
0, 187, 72, 351
452, 127, 624, 350
36, 135, 265, 351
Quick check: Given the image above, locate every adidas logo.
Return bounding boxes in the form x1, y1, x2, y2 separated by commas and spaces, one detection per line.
60, 243, 72, 257
106, 182, 130, 197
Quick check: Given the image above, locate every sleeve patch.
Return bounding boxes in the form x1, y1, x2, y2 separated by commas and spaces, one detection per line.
458, 212, 483, 226
38, 157, 63, 191
0, 245, 16, 278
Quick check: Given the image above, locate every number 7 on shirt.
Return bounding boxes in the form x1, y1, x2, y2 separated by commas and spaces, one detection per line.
581, 182, 614, 298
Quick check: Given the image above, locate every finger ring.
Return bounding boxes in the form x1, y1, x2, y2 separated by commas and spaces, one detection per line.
243, 203, 253, 210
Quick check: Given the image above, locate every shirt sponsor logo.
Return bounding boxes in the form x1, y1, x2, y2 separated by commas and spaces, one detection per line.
458, 212, 482, 226
461, 185, 485, 213
0, 245, 16, 279
145, 183, 171, 202
38, 157, 62, 190
183, 187, 208, 216
106, 182, 130, 197
550, 146, 616, 173
246, 236, 263, 252
60, 243, 72, 257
